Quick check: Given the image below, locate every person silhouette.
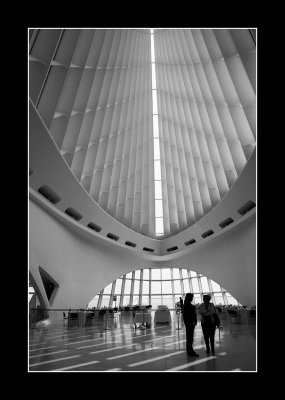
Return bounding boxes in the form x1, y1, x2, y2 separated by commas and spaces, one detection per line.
182, 293, 199, 357
199, 294, 216, 355
179, 297, 184, 311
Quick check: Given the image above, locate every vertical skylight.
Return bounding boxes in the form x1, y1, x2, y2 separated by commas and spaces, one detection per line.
151, 28, 164, 237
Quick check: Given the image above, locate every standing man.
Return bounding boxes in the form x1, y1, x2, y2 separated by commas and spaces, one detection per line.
199, 294, 216, 355
182, 293, 199, 357
179, 296, 184, 311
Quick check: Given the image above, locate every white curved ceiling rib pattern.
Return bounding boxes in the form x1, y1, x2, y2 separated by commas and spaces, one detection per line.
29, 28, 256, 239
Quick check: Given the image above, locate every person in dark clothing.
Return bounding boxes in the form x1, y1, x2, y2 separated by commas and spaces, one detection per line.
179, 297, 184, 311
182, 293, 199, 357
199, 294, 216, 355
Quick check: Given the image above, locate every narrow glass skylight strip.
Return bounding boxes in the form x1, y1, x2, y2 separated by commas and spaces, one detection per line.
154, 180, 162, 198
152, 64, 157, 89
152, 90, 158, 114
155, 218, 164, 234
153, 115, 159, 137
151, 28, 164, 236
155, 199, 163, 217
150, 29, 155, 61
153, 138, 161, 159
154, 160, 161, 179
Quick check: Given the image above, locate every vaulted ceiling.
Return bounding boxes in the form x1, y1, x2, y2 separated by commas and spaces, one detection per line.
29, 28, 256, 240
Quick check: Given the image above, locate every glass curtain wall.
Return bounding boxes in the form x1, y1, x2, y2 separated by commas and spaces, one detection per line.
88, 267, 240, 309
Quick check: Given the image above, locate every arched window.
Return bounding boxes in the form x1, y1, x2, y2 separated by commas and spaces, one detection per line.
88, 267, 240, 309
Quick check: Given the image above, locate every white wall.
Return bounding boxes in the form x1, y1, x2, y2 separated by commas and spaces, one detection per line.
29, 197, 256, 316
162, 215, 256, 306
29, 199, 157, 312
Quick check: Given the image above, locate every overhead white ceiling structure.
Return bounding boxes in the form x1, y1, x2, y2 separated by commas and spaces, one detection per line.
29, 28, 256, 309
29, 28, 256, 240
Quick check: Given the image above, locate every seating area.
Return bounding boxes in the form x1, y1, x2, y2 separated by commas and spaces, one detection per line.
117, 305, 152, 311
61, 303, 254, 330
61, 306, 153, 328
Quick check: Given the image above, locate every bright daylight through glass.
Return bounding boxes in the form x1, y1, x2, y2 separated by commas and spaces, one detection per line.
151, 29, 164, 236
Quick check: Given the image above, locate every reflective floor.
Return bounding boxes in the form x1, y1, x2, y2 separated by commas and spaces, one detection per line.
29, 311, 256, 372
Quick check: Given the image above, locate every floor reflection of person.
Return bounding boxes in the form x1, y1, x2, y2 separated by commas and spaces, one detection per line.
182, 293, 199, 357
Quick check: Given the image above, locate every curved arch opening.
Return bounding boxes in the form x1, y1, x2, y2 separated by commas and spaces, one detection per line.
87, 267, 240, 310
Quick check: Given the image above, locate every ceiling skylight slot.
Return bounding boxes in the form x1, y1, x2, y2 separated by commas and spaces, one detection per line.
166, 246, 178, 252
237, 200, 256, 215
38, 185, 61, 204
151, 28, 164, 237
219, 217, 234, 228
87, 222, 102, 232
125, 241, 137, 248
143, 247, 154, 253
64, 207, 83, 221
201, 229, 214, 238
185, 239, 196, 246
107, 233, 119, 241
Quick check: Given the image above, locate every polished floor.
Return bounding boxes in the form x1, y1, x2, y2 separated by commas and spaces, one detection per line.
29, 310, 256, 372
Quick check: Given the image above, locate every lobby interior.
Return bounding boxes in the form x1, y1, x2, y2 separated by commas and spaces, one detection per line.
29, 27, 256, 373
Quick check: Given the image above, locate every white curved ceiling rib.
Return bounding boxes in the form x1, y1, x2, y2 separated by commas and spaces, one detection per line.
29, 28, 256, 240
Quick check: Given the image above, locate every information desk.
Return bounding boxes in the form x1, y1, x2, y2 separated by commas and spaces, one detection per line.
134, 311, 152, 327
154, 308, 171, 324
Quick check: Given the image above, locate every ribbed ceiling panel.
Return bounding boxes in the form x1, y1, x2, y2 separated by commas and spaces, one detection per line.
154, 28, 256, 234
30, 28, 256, 239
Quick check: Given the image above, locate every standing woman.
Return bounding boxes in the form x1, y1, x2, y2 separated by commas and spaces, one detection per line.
182, 293, 199, 357
199, 294, 216, 355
